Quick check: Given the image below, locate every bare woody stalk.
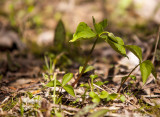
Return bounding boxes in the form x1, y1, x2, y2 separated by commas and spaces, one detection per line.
72, 36, 99, 87
152, 26, 160, 64
117, 63, 140, 93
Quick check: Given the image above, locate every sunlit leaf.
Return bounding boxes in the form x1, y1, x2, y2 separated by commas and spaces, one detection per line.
120, 95, 125, 102
69, 22, 96, 42
79, 65, 94, 74
140, 60, 157, 84
107, 39, 127, 57
102, 33, 126, 57
63, 85, 75, 97
90, 74, 98, 80
92, 17, 107, 34
89, 91, 97, 98
92, 97, 100, 103
99, 91, 109, 99
94, 81, 108, 86
62, 73, 73, 87
107, 33, 118, 43
130, 75, 136, 81
80, 83, 90, 88
125, 45, 142, 62
108, 93, 118, 100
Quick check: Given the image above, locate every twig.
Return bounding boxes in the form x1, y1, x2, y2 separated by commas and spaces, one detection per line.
152, 26, 160, 64
72, 37, 99, 87
117, 63, 140, 93
93, 83, 116, 93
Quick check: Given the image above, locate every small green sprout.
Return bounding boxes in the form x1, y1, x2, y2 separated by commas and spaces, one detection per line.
46, 73, 75, 97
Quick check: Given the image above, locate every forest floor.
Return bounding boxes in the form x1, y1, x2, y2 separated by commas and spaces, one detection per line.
0, 0, 160, 117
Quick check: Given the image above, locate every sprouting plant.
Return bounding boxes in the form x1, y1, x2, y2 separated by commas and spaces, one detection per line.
69, 17, 157, 93
43, 53, 75, 105
46, 73, 75, 98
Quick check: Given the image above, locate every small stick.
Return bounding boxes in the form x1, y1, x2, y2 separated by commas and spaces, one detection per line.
72, 37, 99, 87
152, 26, 160, 64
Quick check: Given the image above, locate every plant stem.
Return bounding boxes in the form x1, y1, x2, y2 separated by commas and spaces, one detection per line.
152, 26, 160, 64
53, 73, 57, 104
72, 36, 99, 87
117, 63, 140, 93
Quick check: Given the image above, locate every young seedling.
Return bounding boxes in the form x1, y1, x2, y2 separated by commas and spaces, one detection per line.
69, 17, 157, 93
46, 73, 75, 98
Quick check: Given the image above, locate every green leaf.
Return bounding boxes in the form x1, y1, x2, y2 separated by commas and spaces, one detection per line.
107, 33, 118, 43
92, 17, 107, 34
27, 92, 33, 99
119, 95, 125, 102
108, 93, 118, 100
92, 97, 101, 103
89, 92, 100, 103
95, 81, 108, 86
63, 85, 75, 97
79, 65, 94, 74
130, 75, 136, 81
89, 91, 97, 98
62, 73, 73, 87
90, 74, 98, 80
45, 80, 61, 87
107, 33, 124, 45
99, 91, 109, 99
125, 45, 142, 62
54, 20, 66, 49
99, 19, 108, 30
102, 33, 126, 57
107, 39, 127, 57
140, 60, 157, 84
69, 22, 96, 42
88, 109, 108, 117
80, 83, 90, 88
100, 35, 108, 40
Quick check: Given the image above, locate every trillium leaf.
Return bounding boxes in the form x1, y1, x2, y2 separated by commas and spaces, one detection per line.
125, 45, 142, 62
107, 39, 127, 57
107, 33, 118, 43
108, 33, 124, 45
62, 73, 73, 87
69, 22, 96, 42
94, 23, 104, 34
140, 60, 157, 84
99, 19, 108, 29
92, 17, 107, 34
63, 85, 75, 97
101, 33, 126, 57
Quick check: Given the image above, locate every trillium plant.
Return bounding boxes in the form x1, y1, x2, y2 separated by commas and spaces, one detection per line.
69, 17, 157, 93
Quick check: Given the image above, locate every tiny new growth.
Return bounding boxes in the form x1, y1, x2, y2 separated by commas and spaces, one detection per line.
69, 17, 157, 93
